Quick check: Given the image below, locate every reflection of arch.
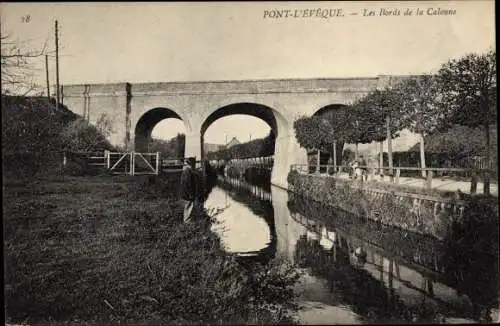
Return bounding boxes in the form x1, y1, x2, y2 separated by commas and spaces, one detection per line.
134, 107, 186, 152
217, 177, 277, 262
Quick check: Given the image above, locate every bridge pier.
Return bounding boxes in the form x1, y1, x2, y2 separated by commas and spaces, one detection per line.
185, 132, 202, 161
271, 130, 308, 189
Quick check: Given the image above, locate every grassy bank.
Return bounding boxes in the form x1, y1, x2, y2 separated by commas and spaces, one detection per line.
4, 172, 299, 325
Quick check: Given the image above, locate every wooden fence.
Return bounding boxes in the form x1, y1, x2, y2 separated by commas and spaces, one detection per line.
291, 163, 496, 194
209, 155, 274, 170
63, 151, 161, 175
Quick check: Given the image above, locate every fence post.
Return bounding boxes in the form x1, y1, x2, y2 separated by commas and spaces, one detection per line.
105, 150, 110, 169
426, 170, 433, 190
130, 151, 134, 176
333, 140, 337, 175
470, 171, 478, 194
316, 149, 320, 174
395, 168, 400, 184
155, 152, 160, 175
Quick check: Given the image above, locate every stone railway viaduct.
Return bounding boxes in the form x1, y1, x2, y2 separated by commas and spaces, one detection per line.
62, 75, 410, 188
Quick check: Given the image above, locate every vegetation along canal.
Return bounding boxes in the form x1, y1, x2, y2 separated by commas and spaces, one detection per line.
205, 175, 499, 324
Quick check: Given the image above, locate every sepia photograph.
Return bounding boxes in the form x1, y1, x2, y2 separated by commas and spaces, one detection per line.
2, 1, 498, 324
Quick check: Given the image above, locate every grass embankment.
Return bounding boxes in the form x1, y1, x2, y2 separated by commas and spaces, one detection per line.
4, 172, 299, 325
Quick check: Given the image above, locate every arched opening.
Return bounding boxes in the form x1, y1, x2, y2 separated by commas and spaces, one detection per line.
312, 104, 350, 171
134, 107, 186, 158
200, 102, 288, 185
201, 103, 278, 139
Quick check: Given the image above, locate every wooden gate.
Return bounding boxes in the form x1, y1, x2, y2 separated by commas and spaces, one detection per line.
105, 151, 160, 175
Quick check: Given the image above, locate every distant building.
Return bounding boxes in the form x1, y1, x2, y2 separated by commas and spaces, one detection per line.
204, 143, 225, 154
226, 137, 240, 148
203, 137, 240, 154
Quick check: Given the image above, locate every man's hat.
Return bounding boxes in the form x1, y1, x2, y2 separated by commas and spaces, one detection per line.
185, 157, 196, 165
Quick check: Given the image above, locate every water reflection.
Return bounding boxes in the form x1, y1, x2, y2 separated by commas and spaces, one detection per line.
208, 176, 498, 324
204, 177, 276, 263
287, 193, 499, 323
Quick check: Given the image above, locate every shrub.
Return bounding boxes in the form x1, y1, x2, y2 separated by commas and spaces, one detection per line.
60, 118, 113, 153
60, 160, 86, 176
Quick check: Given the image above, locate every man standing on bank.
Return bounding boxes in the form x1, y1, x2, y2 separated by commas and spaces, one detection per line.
179, 157, 198, 223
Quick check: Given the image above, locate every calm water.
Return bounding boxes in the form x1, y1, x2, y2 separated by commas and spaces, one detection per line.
204, 176, 499, 324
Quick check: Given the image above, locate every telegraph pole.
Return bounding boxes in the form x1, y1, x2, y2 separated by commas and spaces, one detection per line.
45, 55, 50, 101
55, 20, 60, 108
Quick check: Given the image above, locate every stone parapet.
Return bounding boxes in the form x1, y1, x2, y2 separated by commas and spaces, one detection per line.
62, 83, 129, 97
62, 75, 415, 97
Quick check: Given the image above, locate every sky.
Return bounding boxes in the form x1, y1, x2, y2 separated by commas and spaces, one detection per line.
1, 1, 495, 144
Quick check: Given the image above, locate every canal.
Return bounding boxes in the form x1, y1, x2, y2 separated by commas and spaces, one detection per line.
204, 176, 498, 324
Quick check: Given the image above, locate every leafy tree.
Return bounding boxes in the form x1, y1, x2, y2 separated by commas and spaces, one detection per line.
435, 49, 496, 194
259, 130, 276, 157
409, 124, 497, 159
293, 115, 326, 151
345, 103, 381, 160
395, 75, 446, 177
174, 133, 186, 159
353, 87, 406, 172
147, 133, 185, 159
350, 94, 388, 169
315, 107, 354, 167
293, 115, 331, 171
205, 132, 275, 161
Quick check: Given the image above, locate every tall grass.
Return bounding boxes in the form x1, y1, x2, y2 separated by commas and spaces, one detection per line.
4, 173, 299, 325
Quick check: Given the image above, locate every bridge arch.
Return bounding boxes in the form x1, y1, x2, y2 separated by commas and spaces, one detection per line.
134, 107, 188, 152
200, 102, 286, 138
199, 102, 294, 187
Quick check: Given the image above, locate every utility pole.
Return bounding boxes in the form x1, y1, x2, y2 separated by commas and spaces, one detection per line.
55, 20, 60, 108
45, 55, 50, 101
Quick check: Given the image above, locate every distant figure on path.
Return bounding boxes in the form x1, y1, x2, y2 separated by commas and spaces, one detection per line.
350, 160, 366, 181
179, 157, 198, 223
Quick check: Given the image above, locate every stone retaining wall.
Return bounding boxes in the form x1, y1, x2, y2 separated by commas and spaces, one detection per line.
287, 171, 497, 240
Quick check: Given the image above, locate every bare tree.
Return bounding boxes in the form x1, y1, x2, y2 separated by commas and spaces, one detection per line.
1, 30, 50, 96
